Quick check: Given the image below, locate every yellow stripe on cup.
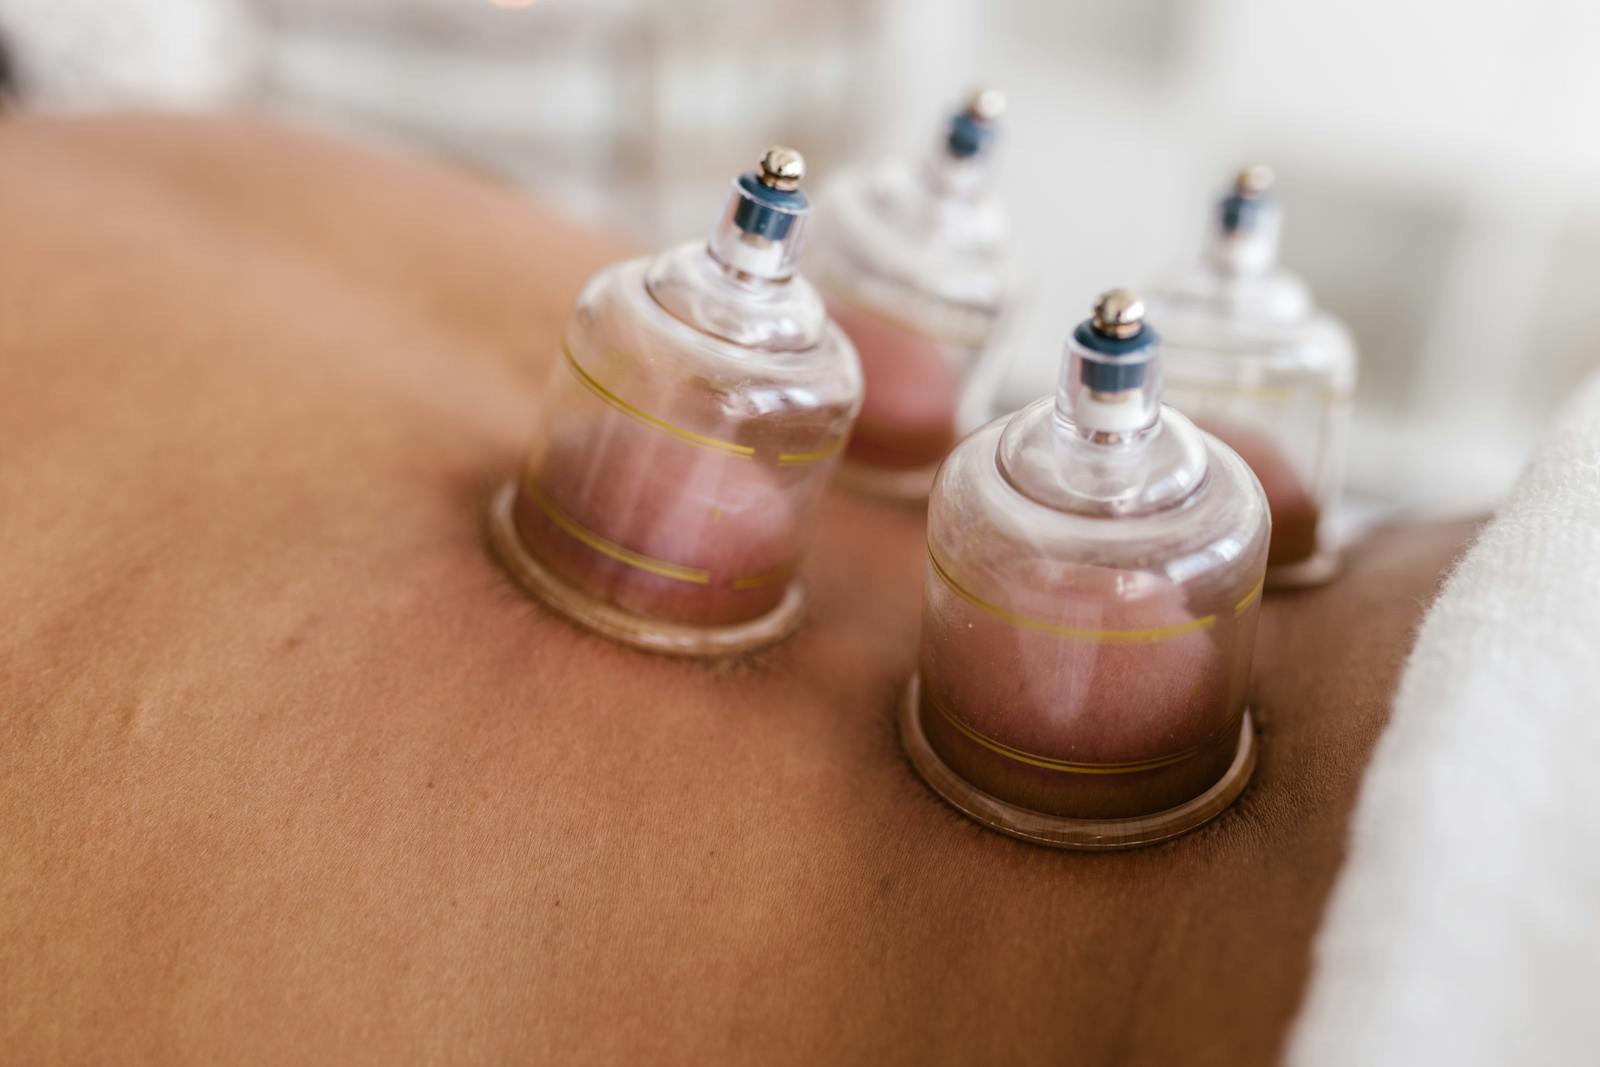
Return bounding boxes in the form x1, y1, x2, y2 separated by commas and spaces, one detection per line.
563, 343, 755, 460
777, 436, 847, 467
1234, 574, 1265, 615
562, 343, 845, 468
925, 688, 1240, 775
731, 558, 799, 590
927, 547, 1220, 645
524, 479, 710, 585
524, 480, 797, 594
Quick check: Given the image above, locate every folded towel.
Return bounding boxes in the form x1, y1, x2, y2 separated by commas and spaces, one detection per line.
1288, 370, 1600, 1065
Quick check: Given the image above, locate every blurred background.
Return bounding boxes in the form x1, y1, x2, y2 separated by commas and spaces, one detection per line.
4, 0, 1597, 514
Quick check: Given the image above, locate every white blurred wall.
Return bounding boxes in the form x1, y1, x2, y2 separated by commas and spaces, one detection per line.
0, 0, 255, 106
861, 0, 1600, 511
12, 0, 1588, 512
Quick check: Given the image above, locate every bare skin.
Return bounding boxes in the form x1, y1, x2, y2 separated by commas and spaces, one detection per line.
0, 114, 1474, 1066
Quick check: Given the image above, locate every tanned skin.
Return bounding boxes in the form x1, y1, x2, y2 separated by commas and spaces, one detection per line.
0, 115, 1474, 1067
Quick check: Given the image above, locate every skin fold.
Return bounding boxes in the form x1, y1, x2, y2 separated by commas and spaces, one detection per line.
0, 114, 1475, 1067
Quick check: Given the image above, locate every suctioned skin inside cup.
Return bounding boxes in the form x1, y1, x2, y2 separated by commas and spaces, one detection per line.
500, 252, 856, 642
496, 148, 861, 648
917, 554, 1259, 819
513, 421, 804, 628
1192, 417, 1320, 566
829, 299, 961, 471
1149, 177, 1352, 573
903, 289, 1270, 833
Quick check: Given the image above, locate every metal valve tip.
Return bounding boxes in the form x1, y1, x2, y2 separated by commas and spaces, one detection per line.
758, 146, 805, 192
965, 86, 1007, 123
1235, 163, 1275, 197
1092, 289, 1145, 339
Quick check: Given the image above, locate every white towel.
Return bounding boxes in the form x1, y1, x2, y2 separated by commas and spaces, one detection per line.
1287, 371, 1600, 1065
